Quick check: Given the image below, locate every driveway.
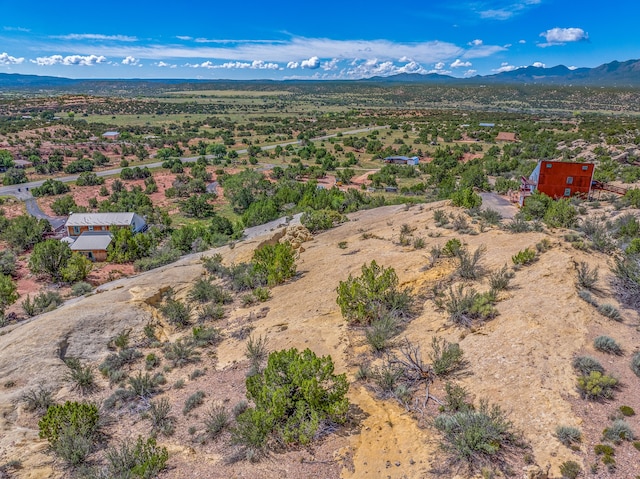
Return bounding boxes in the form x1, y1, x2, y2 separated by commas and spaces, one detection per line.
480, 192, 518, 220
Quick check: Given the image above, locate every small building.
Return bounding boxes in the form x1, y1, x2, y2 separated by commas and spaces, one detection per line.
102, 131, 120, 140
13, 159, 33, 169
496, 132, 517, 142
479, 122, 495, 128
519, 160, 595, 206
383, 156, 420, 165
65, 212, 147, 238
70, 232, 113, 262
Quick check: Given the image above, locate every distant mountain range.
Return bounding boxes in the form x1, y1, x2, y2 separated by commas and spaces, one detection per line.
363, 59, 640, 87
1, 59, 639, 89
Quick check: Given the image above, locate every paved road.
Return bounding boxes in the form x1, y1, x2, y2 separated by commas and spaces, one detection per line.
0, 125, 388, 200
480, 192, 518, 219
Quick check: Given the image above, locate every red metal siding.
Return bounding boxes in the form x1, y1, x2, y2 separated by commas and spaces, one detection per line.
537, 161, 594, 199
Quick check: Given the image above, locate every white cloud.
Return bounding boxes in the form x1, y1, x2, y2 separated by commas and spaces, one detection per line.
568, 65, 578, 70
468, 39, 483, 46
49, 36, 464, 66
463, 69, 477, 77
3, 26, 30, 32
122, 56, 139, 65
538, 27, 588, 47
301, 56, 320, 69
156, 61, 174, 67
188, 60, 279, 70
450, 59, 471, 68
479, 0, 541, 20
32, 54, 107, 66
492, 62, 522, 73
532, 61, 545, 68
434, 62, 445, 70
0, 52, 25, 65
322, 58, 339, 71
342, 59, 429, 79
176, 36, 192, 41
519, 39, 526, 44
55, 33, 137, 42
286, 61, 299, 69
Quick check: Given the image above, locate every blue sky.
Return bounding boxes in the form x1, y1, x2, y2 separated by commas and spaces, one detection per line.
0, 0, 637, 80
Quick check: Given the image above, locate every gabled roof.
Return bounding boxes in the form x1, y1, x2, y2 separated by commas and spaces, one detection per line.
70, 232, 113, 251
65, 212, 141, 227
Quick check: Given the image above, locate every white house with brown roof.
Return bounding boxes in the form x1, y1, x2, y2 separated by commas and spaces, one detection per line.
65, 212, 146, 238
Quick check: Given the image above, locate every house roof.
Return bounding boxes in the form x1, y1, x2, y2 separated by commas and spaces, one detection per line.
102, 131, 119, 136
65, 212, 139, 227
70, 232, 113, 251
496, 132, 517, 142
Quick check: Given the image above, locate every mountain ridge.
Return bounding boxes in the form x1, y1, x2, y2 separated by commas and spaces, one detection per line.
1, 58, 639, 88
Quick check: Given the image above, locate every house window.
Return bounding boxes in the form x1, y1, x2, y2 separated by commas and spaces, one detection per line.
582, 165, 589, 171
566, 176, 573, 185
564, 188, 571, 197
73, 226, 80, 235
546, 163, 552, 168
88, 226, 94, 231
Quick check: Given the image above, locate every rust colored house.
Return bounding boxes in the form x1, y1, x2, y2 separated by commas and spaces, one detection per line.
496, 132, 517, 142
519, 160, 595, 205
70, 232, 112, 261
65, 212, 147, 238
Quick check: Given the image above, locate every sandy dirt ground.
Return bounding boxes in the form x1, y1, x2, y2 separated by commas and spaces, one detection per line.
0, 202, 638, 479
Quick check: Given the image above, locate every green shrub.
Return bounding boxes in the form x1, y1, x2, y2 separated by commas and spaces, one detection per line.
450, 187, 482, 209
488, 265, 514, 292
597, 304, 622, 321
21, 291, 63, 317
38, 401, 100, 448
105, 436, 168, 478
433, 209, 449, 226
441, 382, 473, 413
70, 281, 93, 296
619, 405, 635, 417
556, 425, 582, 446
576, 261, 599, 290
197, 303, 225, 322
183, 391, 206, 415
478, 208, 502, 225
64, 358, 97, 395
245, 335, 269, 374
603, 419, 635, 443
593, 336, 623, 355
544, 199, 577, 228
577, 371, 618, 400
439, 285, 497, 327
188, 278, 232, 304
611, 254, 640, 310
204, 403, 229, 439
434, 400, 523, 472
512, 248, 536, 266
572, 356, 604, 376
252, 242, 297, 286
21, 384, 54, 413
232, 348, 348, 453
164, 340, 201, 368
147, 397, 174, 436
301, 209, 346, 232
456, 245, 485, 280
430, 337, 465, 377
133, 246, 181, 272
160, 298, 192, 327
128, 372, 160, 399
631, 352, 640, 378
559, 460, 581, 479
191, 325, 221, 347
364, 315, 398, 352
442, 238, 462, 257
336, 260, 413, 325
145, 353, 160, 370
